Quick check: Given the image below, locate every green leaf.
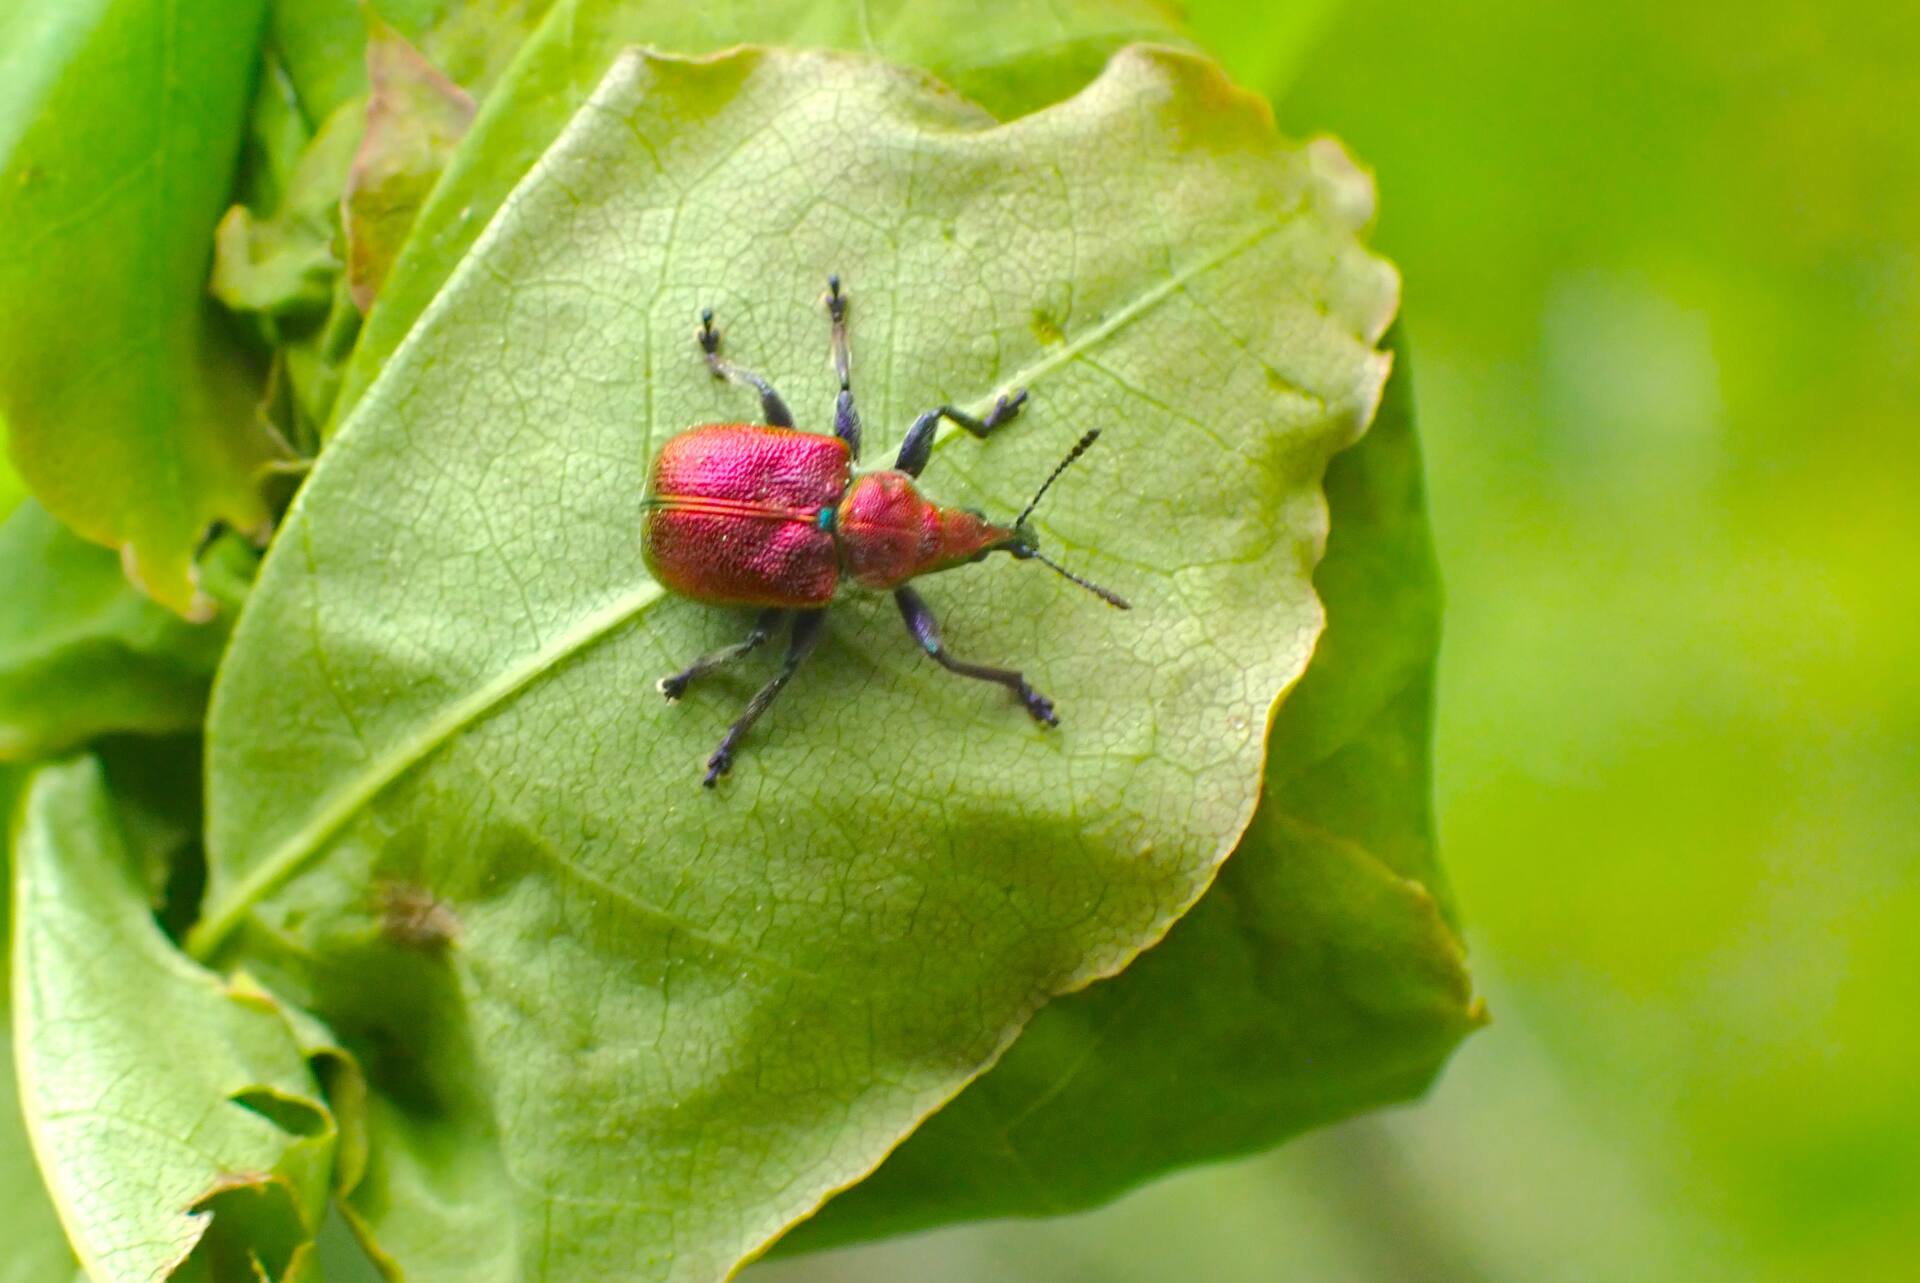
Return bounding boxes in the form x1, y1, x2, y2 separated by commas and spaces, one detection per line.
0, 767, 79, 1283
4, 741, 253, 1283
9, 758, 344, 1281
199, 45, 1395, 1280
0, 0, 275, 618
0, 502, 249, 763
343, 18, 477, 312
328, 0, 1193, 432
786, 330, 1483, 1248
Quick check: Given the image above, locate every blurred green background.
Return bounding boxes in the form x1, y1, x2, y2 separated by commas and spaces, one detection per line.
755, 1, 1920, 1279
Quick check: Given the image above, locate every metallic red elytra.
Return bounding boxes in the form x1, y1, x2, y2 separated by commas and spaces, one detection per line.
643, 276, 1128, 786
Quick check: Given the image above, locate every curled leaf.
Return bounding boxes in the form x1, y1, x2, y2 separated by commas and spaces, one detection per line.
11, 758, 343, 1281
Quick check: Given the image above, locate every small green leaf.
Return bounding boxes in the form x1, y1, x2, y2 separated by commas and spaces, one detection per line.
213, 101, 365, 319
222, 4, 561, 443
786, 333, 1483, 1246
201, 46, 1395, 1280
343, 18, 477, 312
328, 0, 1193, 432
0, 502, 246, 763
212, 91, 367, 451
0, 0, 275, 617
9, 758, 342, 1281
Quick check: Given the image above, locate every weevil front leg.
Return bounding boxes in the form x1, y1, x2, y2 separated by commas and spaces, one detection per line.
825, 275, 861, 459
704, 609, 828, 787
697, 308, 794, 427
658, 607, 784, 701
893, 389, 1028, 478
894, 586, 1056, 725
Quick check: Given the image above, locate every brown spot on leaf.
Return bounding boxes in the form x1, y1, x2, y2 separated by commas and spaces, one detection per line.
375, 880, 461, 950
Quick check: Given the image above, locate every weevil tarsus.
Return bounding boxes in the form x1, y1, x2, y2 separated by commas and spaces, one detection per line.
704, 610, 828, 787
893, 391, 1028, 478
659, 606, 785, 701
698, 307, 795, 427
894, 585, 1057, 725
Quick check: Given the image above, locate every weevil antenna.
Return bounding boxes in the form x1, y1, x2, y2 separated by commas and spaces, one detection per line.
1015, 428, 1102, 530
1026, 548, 1131, 610
1007, 428, 1128, 608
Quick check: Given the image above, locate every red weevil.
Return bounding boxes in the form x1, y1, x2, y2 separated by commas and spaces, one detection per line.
642, 276, 1129, 786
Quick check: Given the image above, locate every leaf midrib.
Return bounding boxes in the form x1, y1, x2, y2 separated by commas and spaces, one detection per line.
189, 584, 664, 957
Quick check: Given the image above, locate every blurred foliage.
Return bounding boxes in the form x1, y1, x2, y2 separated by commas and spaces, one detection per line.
756, 0, 1920, 1279
0, 412, 22, 520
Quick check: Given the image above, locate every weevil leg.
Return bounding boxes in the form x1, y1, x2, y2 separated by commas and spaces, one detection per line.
894, 586, 1056, 725
704, 610, 828, 786
658, 607, 784, 701
697, 308, 795, 427
893, 390, 1028, 477
826, 275, 861, 459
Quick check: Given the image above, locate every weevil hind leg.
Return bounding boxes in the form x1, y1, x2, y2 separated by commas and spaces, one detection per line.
893, 391, 1028, 477
697, 307, 795, 427
894, 586, 1055, 725
704, 610, 828, 787
826, 275, 861, 459
658, 607, 783, 701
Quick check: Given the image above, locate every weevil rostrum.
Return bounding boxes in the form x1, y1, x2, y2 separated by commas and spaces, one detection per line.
641, 277, 1129, 786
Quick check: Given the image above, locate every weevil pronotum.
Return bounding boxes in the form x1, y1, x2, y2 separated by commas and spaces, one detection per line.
642, 276, 1129, 786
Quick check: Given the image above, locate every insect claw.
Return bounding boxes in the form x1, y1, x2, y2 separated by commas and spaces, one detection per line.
657, 675, 687, 701
703, 750, 732, 787
984, 388, 1028, 431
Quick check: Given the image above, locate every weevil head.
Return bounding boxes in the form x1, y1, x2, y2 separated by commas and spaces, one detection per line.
1007, 518, 1041, 560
